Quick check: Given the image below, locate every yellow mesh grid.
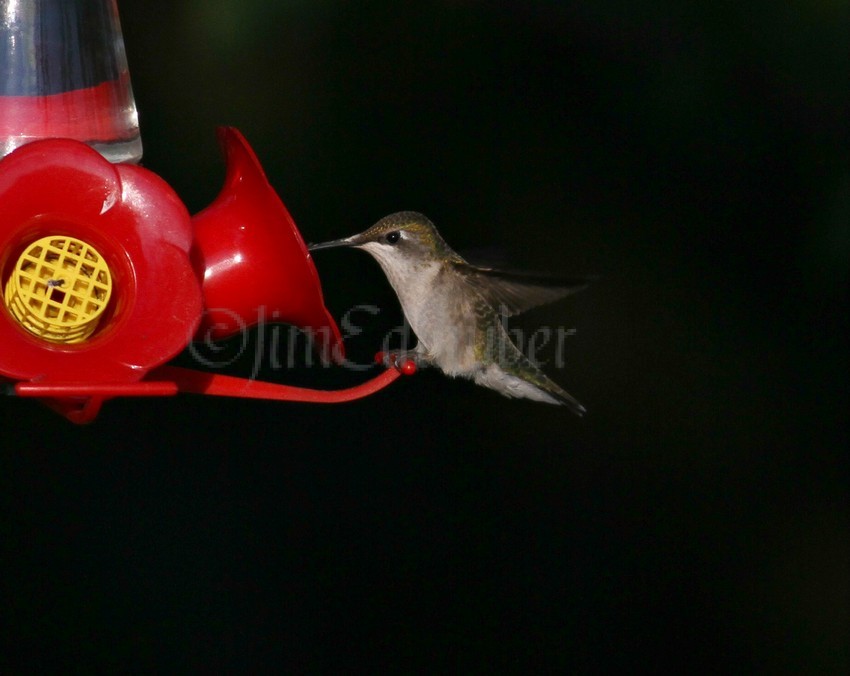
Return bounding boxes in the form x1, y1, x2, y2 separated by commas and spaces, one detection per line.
4, 236, 113, 343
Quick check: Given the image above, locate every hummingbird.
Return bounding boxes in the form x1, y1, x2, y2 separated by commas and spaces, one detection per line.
309, 212, 588, 415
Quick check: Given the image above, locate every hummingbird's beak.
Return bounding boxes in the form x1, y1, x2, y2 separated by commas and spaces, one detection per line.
308, 236, 357, 252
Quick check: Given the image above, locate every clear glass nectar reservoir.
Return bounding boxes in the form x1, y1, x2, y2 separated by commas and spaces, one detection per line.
0, 0, 142, 162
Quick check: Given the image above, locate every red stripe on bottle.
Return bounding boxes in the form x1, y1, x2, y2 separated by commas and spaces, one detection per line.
0, 75, 137, 143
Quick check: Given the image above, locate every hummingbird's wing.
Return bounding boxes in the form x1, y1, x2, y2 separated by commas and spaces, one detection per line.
457, 263, 592, 316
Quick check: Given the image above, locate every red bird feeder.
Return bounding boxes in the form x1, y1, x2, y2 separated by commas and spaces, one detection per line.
0, 1, 414, 423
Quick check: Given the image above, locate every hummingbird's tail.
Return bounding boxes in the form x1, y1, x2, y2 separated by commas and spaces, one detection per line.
531, 373, 587, 416
473, 361, 587, 416
545, 378, 587, 416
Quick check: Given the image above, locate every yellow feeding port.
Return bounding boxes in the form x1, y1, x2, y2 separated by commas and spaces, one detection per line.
4, 236, 113, 343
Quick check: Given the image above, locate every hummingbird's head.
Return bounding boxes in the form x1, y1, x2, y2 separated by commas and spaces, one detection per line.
309, 212, 461, 269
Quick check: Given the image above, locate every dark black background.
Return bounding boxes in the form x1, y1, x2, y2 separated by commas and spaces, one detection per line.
2, 1, 848, 671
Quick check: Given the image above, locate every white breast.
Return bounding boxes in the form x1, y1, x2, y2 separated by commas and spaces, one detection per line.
362, 246, 478, 373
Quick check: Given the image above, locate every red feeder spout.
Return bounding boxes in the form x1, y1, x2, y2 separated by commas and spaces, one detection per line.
191, 127, 345, 365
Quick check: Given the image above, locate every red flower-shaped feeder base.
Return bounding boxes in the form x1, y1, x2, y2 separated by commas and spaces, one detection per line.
0, 128, 414, 423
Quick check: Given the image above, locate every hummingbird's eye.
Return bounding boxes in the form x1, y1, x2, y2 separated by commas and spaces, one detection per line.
385, 231, 401, 245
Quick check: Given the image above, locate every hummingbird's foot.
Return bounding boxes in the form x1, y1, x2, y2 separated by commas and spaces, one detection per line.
374, 350, 421, 375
